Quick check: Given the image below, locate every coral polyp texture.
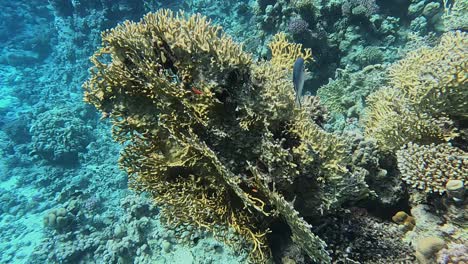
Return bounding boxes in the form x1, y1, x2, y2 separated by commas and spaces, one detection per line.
396, 142, 467, 194
363, 31, 467, 153
83, 9, 373, 263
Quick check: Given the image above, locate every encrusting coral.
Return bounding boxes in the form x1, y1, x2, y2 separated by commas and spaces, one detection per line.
83, 9, 372, 263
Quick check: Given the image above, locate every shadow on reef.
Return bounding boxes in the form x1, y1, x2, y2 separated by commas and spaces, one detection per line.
10, 0, 463, 263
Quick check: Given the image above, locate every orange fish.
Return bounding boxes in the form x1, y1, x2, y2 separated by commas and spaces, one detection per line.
191, 87, 203, 95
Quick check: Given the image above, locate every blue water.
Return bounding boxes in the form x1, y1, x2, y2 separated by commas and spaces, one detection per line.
0, 0, 466, 263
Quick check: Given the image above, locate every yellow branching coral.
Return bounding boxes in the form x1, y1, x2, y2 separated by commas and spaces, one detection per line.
84, 9, 369, 264
363, 31, 466, 152
250, 166, 331, 264
396, 143, 467, 194
363, 87, 457, 152
268, 32, 312, 70
389, 31, 468, 119
442, 0, 468, 31
290, 111, 348, 178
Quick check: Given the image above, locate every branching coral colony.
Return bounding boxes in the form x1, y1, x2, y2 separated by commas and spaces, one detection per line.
363, 31, 467, 195
83, 9, 372, 263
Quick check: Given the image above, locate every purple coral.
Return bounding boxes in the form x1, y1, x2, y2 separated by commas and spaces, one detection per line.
288, 18, 309, 35
342, 0, 379, 17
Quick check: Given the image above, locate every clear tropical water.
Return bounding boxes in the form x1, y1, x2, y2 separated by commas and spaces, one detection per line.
0, 0, 466, 263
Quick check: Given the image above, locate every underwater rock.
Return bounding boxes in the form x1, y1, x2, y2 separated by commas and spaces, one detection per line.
392, 211, 416, 231
415, 236, 446, 264
0, 49, 41, 66
2, 115, 31, 144
445, 179, 465, 202
437, 242, 468, 264
410, 204, 443, 232
43, 207, 75, 232
29, 108, 93, 165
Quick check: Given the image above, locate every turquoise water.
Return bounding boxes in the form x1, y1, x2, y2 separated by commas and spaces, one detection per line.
0, 1, 466, 263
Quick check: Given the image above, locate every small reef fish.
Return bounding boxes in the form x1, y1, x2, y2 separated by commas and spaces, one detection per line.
293, 57, 305, 107
191, 86, 203, 95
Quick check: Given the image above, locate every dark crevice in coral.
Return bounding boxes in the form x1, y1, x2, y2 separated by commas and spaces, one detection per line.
363, 193, 411, 221
376, 0, 411, 19
166, 166, 194, 180
266, 219, 294, 263
451, 119, 468, 152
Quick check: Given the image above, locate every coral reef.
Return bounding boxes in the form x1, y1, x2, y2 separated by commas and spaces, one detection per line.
363, 87, 454, 152
43, 207, 75, 232
391, 211, 416, 231
29, 108, 93, 165
2, 0, 467, 263
396, 143, 467, 194
341, 0, 379, 18
317, 64, 386, 131
442, 0, 468, 31
30, 193, 245, 263
389, 30, 467, 119
301, 95, 329, 127
415, 236, 446, 264
437, 242, 468, 264
318, 207, 414, 263
287, 18, 309, 36
268, 32, 312, 69
363, 31, 467, 153
83, 9, 378, 263
445, 179, 465, 202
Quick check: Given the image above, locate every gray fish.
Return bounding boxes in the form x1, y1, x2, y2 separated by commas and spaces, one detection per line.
293, 57, 305, 107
